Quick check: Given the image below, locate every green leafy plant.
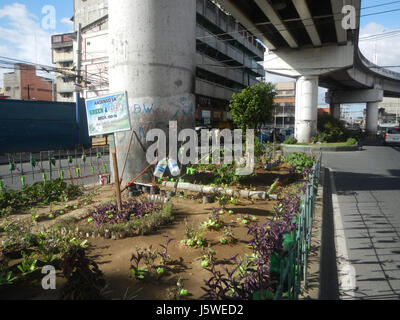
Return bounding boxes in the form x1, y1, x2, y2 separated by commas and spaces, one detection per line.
346, 137, 358, 146
315, 114, 348, 142
223, 226, 237, 244
0, 179, 82, 212
230, 82, 276, 131
183, 219, 204, 246
283, 137, 297, 145
215, 194, 229, 210
60, 246, 106, 300
284, 152, 315, 174
201, 209, 223, 231
17, 252, 38, 277
0, 256, 18, 286
0, 270, 18, 286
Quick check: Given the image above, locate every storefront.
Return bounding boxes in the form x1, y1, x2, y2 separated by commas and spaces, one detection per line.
196, 95, 232, 128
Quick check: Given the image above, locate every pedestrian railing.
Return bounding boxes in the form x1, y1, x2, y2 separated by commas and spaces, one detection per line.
274, 153, 322, 300
0, 147, 110, 190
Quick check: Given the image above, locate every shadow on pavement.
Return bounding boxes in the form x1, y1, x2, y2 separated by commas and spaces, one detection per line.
332, 171, 400, 191
319, 168, 340, 300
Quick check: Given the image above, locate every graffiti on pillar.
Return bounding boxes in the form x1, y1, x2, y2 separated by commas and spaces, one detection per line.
115, 93, 195, 146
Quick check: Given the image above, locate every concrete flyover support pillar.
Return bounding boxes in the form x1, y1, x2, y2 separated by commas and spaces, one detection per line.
109, 0, 196, 184
295, 75, 319, 143
330, 103, 341, 120
366, 102, 379, 135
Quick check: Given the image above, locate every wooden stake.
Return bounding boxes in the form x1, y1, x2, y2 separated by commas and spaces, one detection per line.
109, 134, 122, 211
68, 168, 74, 185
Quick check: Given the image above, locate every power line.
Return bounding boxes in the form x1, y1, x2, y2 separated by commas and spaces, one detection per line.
359, 29, 400, 41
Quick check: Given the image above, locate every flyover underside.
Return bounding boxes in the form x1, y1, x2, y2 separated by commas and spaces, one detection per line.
218, 0, 400, 141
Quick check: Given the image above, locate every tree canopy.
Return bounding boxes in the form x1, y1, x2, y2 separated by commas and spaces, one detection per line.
229, 82, 276, 131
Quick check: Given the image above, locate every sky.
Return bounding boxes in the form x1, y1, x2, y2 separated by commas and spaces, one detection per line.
0, 0, 400, 117
0, 0, 73, 82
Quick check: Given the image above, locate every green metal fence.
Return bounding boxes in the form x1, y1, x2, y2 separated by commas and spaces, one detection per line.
274, 153, 322, 300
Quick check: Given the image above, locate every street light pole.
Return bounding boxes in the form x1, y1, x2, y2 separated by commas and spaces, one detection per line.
75, 23, 82, 146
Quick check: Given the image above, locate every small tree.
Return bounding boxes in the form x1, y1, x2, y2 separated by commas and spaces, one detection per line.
229, 83, 276, 131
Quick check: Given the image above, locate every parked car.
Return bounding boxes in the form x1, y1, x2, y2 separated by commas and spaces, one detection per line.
384, 127, 400, 145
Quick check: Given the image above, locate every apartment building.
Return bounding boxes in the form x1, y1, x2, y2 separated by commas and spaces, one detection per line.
3, 64, 55, 101
378, 97, 400, 124
271, 81, 296, 128
68, 0, 265, 127
51, 33, 76, 102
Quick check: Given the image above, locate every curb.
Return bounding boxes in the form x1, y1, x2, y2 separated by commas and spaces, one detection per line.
281, 144, 360, 153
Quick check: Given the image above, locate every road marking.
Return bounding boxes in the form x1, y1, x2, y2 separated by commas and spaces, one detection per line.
328, 168, 356, 300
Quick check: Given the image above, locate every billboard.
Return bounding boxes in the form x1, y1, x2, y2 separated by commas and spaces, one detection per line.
85, 92, 131, 136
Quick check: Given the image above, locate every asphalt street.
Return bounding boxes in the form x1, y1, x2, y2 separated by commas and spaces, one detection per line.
323, 145, 400, 300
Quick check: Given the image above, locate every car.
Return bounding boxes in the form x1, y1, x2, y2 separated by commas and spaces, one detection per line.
384, 127, 400, 145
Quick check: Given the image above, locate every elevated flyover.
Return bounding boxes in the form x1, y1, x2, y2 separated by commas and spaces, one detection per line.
217, 0, 400, 142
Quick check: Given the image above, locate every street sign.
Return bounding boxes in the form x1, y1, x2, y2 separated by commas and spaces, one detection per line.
85, 92, 131, 137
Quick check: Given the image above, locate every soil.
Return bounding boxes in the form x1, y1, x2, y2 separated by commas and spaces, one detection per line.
1, 162, 302, 300
88, 196, 277, 300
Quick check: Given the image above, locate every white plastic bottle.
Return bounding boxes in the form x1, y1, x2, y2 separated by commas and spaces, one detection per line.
168, 158, 181, 177
154, 158, 168, 178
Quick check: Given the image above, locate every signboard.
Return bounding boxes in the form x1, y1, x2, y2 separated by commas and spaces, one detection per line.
85, 92, 131, 136
202, 110, 211, 119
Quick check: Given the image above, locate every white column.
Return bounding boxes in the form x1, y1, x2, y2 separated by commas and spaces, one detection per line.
366, 102, 379, 135
330, 103, 341, 120
295, 75, 319, 143
109, 0, 196, 184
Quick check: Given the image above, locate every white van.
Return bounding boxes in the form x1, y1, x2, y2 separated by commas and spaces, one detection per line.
384, 127, 400, 146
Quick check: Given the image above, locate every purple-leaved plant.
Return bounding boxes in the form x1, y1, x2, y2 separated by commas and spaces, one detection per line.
91, 200, 155, 227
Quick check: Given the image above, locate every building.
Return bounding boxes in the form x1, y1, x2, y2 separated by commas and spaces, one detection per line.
378, 97, 400, 125
269, 81, 296, 128
3, 64, 55, 101
51, 32, 76, 102
318, 108, 330, 117
68, 0, 265, 127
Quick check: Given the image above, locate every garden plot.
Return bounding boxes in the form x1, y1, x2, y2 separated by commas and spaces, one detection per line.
0, 153, 315, 300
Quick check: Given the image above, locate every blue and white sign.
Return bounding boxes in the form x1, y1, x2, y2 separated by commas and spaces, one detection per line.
85, 92, 131, 136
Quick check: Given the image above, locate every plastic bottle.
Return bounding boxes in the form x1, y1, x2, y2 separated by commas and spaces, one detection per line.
154, 158, 168, 178
168, 158, 181, 177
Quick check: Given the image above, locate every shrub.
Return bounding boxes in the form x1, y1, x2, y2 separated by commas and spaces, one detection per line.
283, 137, 297, 145
311, 132, 329, 143
60, 246, 107, 300
316, 114, 347, 142
284, 152, 315, 174
346, 138, 358, 146
0, 179, 82, 212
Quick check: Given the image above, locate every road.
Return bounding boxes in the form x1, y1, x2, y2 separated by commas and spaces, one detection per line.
323, 145, 400, 300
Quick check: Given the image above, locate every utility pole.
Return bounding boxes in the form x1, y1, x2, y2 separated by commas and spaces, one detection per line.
75, 23, 82, 146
